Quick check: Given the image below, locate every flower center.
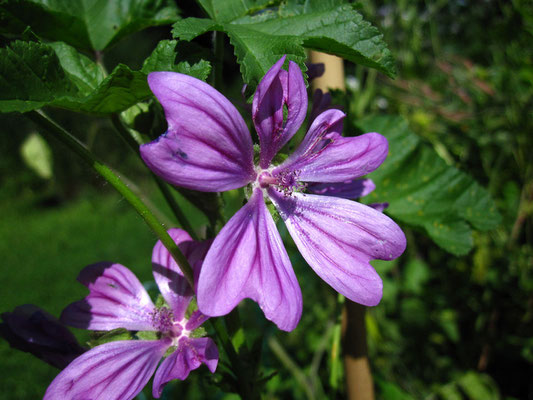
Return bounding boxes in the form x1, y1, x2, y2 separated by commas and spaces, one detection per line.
258, 169, 306, 196
151, 307, 176, 334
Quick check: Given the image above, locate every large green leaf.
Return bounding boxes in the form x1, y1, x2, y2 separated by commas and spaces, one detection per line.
225, 24, 306, 87
0, 40, 211, 114
48, 41, 106, 95
357, 115, 501, 255
0, 0, 179, 51
236, 3, 396, 78
172, 2, 395, 86
0, 40, 76, 113
196, 0, 273, 23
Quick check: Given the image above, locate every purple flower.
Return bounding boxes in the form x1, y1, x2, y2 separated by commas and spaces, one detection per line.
140, 56, 406, 332
0, 304, 86, 369
45, 229, 218, 400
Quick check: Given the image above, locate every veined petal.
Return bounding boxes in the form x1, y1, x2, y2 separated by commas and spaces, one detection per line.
140, 72, 255, 192
185, 310, 209, 331
61, 263, 155, 331
307, 179, 376, 199
44, 339, 168, 400
197, 188, 302, 331
152, 337, 218, 398
152, 228, 211, 321
270, 191, 406, 306
284, 109, 345, 164
253, 57, 307, 168
279, 109, 388, 183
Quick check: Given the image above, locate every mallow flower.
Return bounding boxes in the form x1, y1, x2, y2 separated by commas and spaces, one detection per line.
45, 229, 218, 400
140, 56, 406, 332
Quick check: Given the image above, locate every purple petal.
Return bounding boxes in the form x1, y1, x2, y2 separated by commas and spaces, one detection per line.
152, 337, 218, 398
309, 89, 332, 123
0, 305, 85, 369
279, 109, 388, 183
306, 62, 325, 81
140, 72, 255, 192
61, 263, 155, 331
269, 190, 406, 306
307, 179, 376, 199
197, 188, 302, 331
44, 339, 168, 400
152, 228, 211, 321
253, 57, 308, 168
185, 310, 209, 331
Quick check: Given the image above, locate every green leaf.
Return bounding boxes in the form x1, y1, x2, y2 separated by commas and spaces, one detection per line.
172, 17, 219, 41
197, 0, 274, 23
141, 39, 211, 80
237, 3, 396, 78
357, 115, 501, 255
225, 24, 306, 86
0, 40, 211, 114
88, 328, 133, 348
20, 132, 53, 179
0, 0, 179, 51
52, 64, 152, 114
136, 330, 159, 341
48, 41, 106, 95
0, 40, 76, 113
172, 3, 396, 85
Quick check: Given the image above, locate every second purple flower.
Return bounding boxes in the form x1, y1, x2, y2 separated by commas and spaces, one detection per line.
141, 56, 406, 332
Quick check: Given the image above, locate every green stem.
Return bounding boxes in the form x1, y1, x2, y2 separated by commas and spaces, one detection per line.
110, 114, 198, 240
27, 110, 195, 287
268, 336, 315, 400
329, 293, 345, 393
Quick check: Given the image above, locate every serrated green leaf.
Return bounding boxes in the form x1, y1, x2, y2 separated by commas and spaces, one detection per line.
0, 0, 179, 51
225, 24, 306, 86
0, 40, 211, 114
173, 18, 306, 85
197, 0, 274, 23
52, 64, 152, 114
0, 40, 76, 113
237, 4, 396, 78
173, 3, 395, 86
141, 39, 211, 80
172, 17, 219, 41
357, 115, 501, 255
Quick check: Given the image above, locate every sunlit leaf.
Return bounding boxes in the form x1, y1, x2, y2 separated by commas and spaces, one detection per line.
172, 2, 395, 87
357, 115, 501, 255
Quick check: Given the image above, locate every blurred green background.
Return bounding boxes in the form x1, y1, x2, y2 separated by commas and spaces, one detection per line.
1, 0, 532, 399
